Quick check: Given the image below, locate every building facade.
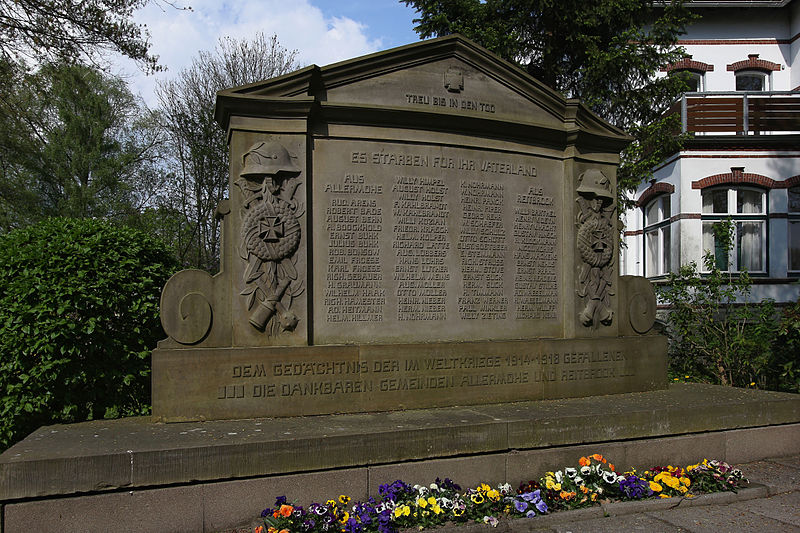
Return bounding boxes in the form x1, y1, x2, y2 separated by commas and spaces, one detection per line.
621, 0, 800, 302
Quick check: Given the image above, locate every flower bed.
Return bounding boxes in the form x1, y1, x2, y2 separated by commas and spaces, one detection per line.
254, 455, 747, 533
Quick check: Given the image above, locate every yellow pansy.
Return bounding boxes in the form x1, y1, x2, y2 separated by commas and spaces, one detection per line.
427, 497, 437, 506
470, 493, 485, 504
487, 489, 500, 502
416, 498, 427, 508
649, 481, 663, 492
432, 505, 442, 515
680, 477, 691, 487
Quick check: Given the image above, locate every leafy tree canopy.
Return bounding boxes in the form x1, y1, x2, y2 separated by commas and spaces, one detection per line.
403, 0, 697, 198
0, 0, 167, 73
0, 61, 166, 231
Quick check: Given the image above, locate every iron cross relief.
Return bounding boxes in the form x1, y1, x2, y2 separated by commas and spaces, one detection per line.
258, 215, 284, 242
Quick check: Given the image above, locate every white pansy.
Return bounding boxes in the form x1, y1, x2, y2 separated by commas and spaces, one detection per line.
602, 471, 618, 484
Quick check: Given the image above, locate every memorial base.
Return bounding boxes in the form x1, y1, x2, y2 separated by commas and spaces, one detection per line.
1, 384, 799, 533
153, 336, 667, 422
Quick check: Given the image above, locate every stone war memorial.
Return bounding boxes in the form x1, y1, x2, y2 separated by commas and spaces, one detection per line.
1, 36, 798, 533
153, 34, 666, 421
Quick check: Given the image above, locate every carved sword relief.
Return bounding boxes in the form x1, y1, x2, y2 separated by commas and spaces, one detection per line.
236, 141, 305, 336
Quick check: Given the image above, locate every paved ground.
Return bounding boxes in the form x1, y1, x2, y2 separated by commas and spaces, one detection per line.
228, 455, 800, 533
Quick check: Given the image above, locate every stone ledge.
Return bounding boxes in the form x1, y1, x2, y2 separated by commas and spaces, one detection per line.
1, 384, 798, 501
395, 484, 771, 533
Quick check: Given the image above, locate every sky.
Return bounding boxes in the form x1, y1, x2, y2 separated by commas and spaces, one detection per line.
118, 0, 423, 106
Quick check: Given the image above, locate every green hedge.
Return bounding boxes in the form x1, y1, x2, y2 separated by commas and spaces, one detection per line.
0, 218, 178, 450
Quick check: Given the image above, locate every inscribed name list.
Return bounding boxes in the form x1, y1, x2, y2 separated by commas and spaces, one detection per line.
312, 139, 562, 344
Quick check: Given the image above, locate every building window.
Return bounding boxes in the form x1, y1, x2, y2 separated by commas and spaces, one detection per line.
644, 195, 671, 276
735, 70, 767, 91
789, 186, 800, 273
701, 187, 767, 272
671, 70, 703, 92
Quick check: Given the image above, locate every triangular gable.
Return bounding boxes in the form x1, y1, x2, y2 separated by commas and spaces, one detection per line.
216, 35, 627, 147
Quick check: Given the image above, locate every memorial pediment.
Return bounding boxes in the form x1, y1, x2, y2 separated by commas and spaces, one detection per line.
216, 36, 626, 149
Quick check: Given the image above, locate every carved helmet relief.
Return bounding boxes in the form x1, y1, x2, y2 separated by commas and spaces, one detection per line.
236, 141, 305, 336
575, 169, 616, 329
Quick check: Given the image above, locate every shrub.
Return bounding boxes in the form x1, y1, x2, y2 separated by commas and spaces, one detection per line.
657, 220, 781, 388
0, 218, 178, 450
771, 298, 800, 393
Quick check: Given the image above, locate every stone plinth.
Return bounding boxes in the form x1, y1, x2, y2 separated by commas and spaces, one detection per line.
1, 385, 799, 532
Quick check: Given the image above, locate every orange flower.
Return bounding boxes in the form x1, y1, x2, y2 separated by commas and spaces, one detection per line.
279, 504, 294, 517
580, 486, 589, 494
279, 530, 289, 533
591, 453, 603, 462
609, 464, 615, 471
254, 527, 264, 533
579, 457, 590, 467
272, 511, 280, 519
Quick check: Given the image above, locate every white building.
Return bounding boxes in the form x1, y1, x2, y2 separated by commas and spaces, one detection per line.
621, 0, 800, 302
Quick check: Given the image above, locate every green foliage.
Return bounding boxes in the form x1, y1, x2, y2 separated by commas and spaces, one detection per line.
617, 113, 688, 213
403, 0, 697, 201
0, 0, 166, 72
0, 61, 166, 232
658, 220, 781, 389
0, 218, 178, 450
771, 298, 800, 393
404, 0, 695, 127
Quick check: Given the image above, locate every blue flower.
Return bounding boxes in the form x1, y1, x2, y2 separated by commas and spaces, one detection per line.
521, 489, 541, 502
514, 499, 528, 513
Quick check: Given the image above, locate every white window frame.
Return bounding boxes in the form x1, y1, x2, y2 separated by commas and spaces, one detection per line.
788, 186, 800, 273
701, 187, 768, 273
672, 70, 704, 92
735, 70, 771, 92
643, 195, 672, 277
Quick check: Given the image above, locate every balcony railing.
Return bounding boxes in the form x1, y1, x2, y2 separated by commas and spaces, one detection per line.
668, 91, 800, 135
